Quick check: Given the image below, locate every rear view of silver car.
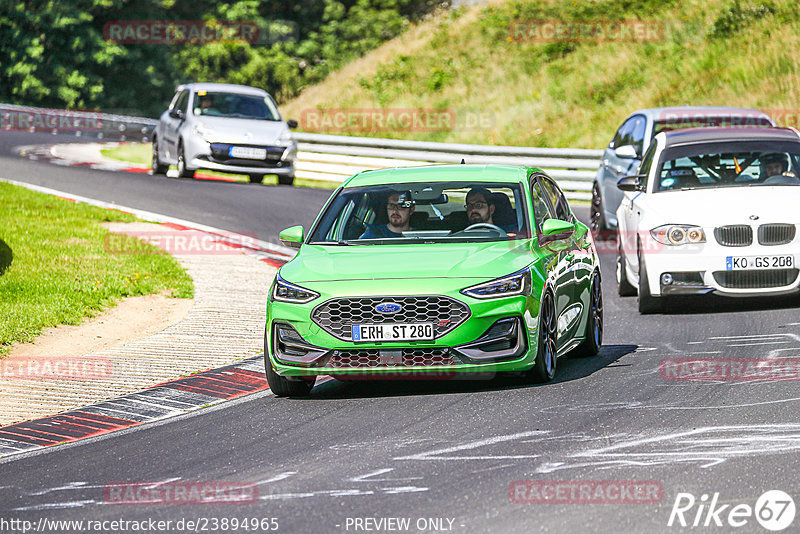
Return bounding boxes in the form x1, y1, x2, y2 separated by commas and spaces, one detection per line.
591, 106, 775, 236
152, 83, 298, 185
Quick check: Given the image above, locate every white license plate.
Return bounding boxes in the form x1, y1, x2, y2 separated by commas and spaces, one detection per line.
351, 323, 435, 342
726, 255, 794, 270
228, 146, 267, 160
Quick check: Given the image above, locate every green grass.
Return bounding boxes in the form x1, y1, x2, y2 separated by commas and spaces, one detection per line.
0, 182, 193, 357
282, 0, 800, 148
102, 143, 342, 189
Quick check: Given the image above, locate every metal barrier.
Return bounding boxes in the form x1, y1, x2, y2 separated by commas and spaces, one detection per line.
1, 104, 601, 200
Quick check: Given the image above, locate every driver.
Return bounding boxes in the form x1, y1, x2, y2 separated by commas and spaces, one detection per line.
465, 187, 496, 226
760, 153, 790, 178
360, 191, 415, 238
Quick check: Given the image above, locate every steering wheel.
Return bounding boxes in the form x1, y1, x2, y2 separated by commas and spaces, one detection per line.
462, 223, 506, 234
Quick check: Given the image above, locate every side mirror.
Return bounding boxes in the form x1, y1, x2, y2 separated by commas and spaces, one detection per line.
286, 119, 298, 129
169, 109, 184, 120
614, 145, 639, 159
279, 225, 304, 249
540, 219, 575, 244
617, 175, 644, 192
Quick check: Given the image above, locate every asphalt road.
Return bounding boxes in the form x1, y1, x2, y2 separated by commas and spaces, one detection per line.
2, 132, 800, 533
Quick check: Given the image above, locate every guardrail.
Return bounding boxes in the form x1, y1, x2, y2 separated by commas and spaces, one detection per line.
293, 132, 601, 200
1, 104, 601, 200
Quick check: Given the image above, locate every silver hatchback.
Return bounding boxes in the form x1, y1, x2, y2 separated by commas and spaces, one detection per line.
152, 83, 298, 185
591, 106, 776, 235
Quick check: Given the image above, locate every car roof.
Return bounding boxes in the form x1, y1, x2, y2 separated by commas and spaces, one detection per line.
342, 164, 535, 187
176, 83, 268, 96
659, 126, 800, 148
626, 106, 775, 123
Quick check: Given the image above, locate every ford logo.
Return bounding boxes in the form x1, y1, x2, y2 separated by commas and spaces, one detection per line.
375, 302, 403, 314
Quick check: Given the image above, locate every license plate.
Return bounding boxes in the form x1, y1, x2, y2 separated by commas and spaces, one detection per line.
726, 255, 794, 270
228, 146, 267, 160
351, 323, 435, 342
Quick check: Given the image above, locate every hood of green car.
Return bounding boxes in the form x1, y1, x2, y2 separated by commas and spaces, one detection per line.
280, 240, 541, 283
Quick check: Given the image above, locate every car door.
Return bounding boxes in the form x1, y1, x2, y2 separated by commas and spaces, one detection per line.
532, 175, 580, 350
601, 115, 646, 227
162, 89, 189, 161
619, 141, 657, 281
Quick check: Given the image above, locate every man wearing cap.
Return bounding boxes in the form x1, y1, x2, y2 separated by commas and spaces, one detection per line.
360, 192, 415, 238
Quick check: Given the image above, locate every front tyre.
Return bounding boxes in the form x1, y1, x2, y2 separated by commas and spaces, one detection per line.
278, 172, 295, 186
617, 238, 637, 297
572, 273, 603, 357
176, 143, 195, 178
151, 137, 168, 175
530, 291, 557, 382
249, 174, 264, 184
637, 247, 662, 314
264, 353, 314, 397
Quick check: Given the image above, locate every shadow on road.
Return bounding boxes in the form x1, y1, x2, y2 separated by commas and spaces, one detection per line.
299, 344, 637, 400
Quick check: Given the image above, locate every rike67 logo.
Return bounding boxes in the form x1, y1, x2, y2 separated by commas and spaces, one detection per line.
668, 490, 795, 531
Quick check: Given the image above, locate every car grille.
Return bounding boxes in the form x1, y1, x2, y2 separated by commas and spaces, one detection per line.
714, 225, 753, 247
311, 296, 470, 341
758, 224, 796, 246
712, 269, 799, 289
327, 348, 456, 368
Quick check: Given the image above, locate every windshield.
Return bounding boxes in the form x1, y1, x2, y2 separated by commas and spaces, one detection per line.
308, 181, 530, 245
192, 91, 281, 120
655, 141, 800, 192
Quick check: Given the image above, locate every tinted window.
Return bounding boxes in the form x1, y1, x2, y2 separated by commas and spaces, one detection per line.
172, 90, 189, 114
530, 180, 552, 232
638, 142, 658, 189
629, 116, 647, 155
539, 178, 571, 221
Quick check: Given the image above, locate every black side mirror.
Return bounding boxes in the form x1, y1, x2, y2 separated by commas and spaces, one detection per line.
617, 175, 644, 192
169, 109, 184, 120
287, 119, 298, 129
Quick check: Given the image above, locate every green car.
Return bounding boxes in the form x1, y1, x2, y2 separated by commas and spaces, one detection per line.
265, 165, 603, 396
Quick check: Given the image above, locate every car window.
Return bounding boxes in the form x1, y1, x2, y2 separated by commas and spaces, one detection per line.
172, 90, 189, 114
530, 179, 553, 232
629, 116, 647, 155
654, 141, 800, 192
191, 91, 281, 120
538, 177, 571, 221
309, 181, 529, 244
610, 119, 631, 149
638, 142, 658, 189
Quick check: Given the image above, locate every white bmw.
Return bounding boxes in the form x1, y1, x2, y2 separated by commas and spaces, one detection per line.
615, 127, 800, 313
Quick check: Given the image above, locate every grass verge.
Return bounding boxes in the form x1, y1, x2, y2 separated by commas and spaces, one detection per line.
0, 181, 194, 357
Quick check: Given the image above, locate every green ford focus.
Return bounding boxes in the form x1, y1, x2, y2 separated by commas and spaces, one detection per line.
265, 164, 603, 396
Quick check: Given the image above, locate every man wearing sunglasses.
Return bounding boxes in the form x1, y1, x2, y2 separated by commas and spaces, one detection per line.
360, 191, 416, 238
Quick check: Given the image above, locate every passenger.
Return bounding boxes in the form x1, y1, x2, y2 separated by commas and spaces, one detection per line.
760, 153, 789, 178
360, 192, 415, 238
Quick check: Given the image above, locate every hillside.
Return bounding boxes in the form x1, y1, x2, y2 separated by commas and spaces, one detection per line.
282, 0, 800, 148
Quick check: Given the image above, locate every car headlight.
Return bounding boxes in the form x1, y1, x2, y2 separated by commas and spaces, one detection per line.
272, 273, 319, 304
461, 268, 532, 299
650, 224, 706, 245
193, 122, 214, 142
275, 129, 294, 147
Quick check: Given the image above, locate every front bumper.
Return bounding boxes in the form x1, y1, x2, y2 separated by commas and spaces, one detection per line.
639, 236, 800, 297
266, 288, 540, 377
186, 137, 296, 175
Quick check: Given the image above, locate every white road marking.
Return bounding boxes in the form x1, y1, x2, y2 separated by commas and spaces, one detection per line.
254, 472, 297, 485
728, 341, 790, 347
13, 500, 96, 511
393, 430, 547, 461
349, 468, 422, 482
